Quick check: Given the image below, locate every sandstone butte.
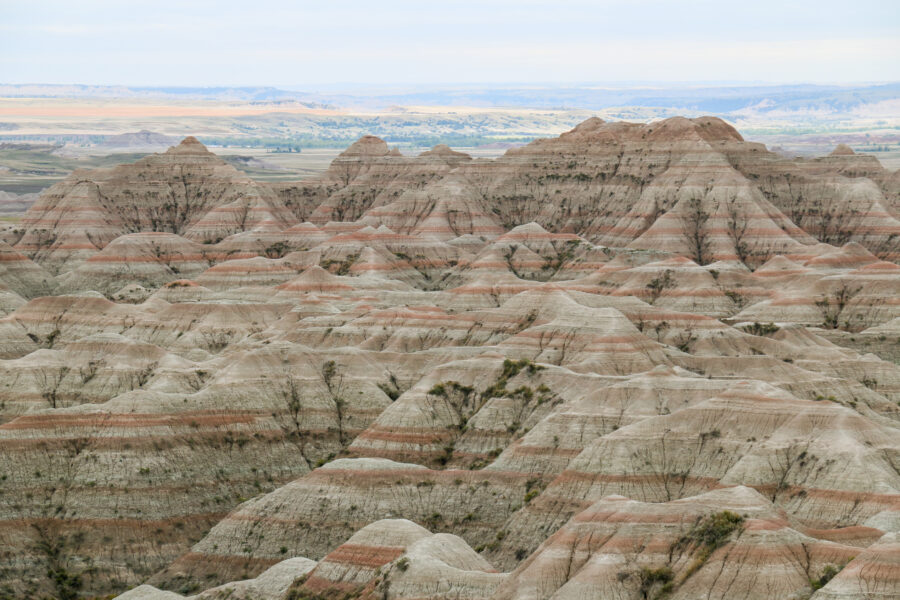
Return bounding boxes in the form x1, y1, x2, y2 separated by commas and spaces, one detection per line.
0, 116, 896, 600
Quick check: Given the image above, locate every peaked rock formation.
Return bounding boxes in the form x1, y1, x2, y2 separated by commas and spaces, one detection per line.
831, 144, 856, 157
53, 232, 211, 295
359, 174, 505, 241
13, 137, 296, 272
281, 135, 462, 225
290, 519, 503, 599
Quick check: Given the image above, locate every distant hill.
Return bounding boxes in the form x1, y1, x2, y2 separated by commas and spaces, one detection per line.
1, 82, 898, 115
100, 130, 179, 149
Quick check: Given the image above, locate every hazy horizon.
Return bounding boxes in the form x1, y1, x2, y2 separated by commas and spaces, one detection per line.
4, 81, 899, 91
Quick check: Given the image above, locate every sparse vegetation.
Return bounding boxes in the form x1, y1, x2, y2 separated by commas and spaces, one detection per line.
646, 269, 676, 305
815, 284, 863, 330
639, 566, 674, 599
682, 197, 712, 265
742, 322, 780, 336
663, 511, 746, 590
810, 563, 845, 590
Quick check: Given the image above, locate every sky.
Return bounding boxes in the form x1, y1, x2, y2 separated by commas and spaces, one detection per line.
1, 0, 898, 87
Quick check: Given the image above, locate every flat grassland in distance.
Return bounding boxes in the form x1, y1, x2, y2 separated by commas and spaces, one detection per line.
0, 97, 568, 197
0, 92, 897, 196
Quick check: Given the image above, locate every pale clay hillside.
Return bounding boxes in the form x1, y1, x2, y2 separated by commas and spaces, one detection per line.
0, 117, 898, 600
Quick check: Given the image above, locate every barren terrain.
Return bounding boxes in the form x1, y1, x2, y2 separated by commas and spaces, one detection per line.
0, 116, 898, 600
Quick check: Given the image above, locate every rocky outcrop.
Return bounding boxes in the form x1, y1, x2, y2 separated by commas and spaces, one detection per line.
115, 557, 317, 599
288, 518, 503, 599
496, 487, 861, 600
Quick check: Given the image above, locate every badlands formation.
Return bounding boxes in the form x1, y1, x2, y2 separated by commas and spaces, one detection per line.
0, 117, 897, 599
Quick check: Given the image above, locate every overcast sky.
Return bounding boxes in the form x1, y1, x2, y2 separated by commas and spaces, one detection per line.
1, 0, 898, 87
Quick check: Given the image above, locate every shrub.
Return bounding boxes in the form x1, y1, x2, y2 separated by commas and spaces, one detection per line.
639, 566, 673, 597
682, 510, 744, 550
741, 322, 780, 336
646, 270, 676, 305
810, 564, 843, 590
